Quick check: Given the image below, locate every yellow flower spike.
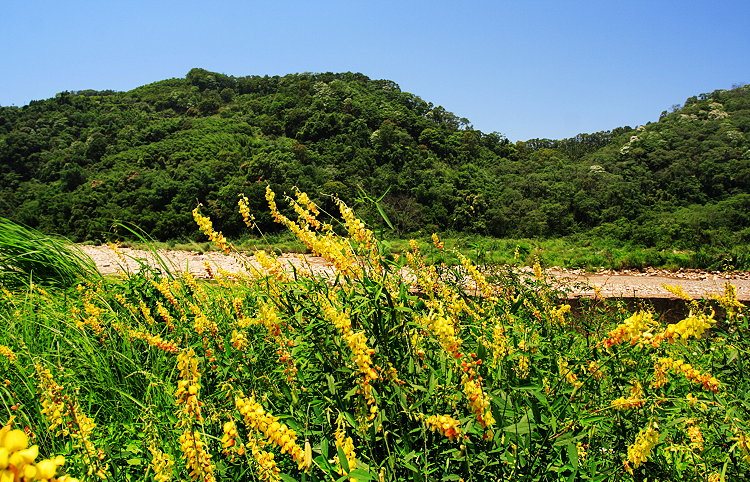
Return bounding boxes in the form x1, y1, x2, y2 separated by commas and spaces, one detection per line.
148, 445, 175, 482
652, 357, 720, 392
424, 414, 462, 441
178, 430, 216, 482
246, 436, 281, 482
333, 427, 358, 476
662, 284, 693, 301
235, 395, 308, 470
192, 205, 231, 254
238, 194, 256, 229
659, 311, 716, 344
713, 282, 745, 321
611, 380, 646, 411
686, 422, 704, 452
0, 448, 8, 469
456, 251, 495, 300
462, 375, 495, 428
601, 311, 656, 348
0, 346, 16, 362
549, 304, 571, 325
625, 425, 659, 473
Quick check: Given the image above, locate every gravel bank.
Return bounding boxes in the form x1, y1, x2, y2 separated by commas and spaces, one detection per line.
78, 245, 750, 301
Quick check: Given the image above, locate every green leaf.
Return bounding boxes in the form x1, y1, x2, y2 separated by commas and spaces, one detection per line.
326, 373, 337, 395
337, 446, 350, 473
503, 412, 533, 435
349, 468, 376, 481
566, 442, 579, 469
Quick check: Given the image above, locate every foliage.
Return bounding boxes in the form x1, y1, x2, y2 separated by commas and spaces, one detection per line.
1, 70, 749, 254
0, 216, 99, 289
1, 191, 749, 481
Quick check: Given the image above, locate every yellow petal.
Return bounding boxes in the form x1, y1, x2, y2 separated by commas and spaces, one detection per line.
9, 445, 38, 467
36, 458, 59, 478
0, 424, 11, 446
23, 463, 37, 479
3, 430, 28, 452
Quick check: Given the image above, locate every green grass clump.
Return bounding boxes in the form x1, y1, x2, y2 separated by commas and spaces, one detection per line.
0, 217, 99, 289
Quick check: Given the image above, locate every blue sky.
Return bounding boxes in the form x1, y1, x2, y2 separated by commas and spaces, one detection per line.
2, 1, 749, 140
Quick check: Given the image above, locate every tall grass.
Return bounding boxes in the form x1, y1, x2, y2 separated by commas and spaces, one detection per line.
0, 217, 99, 288
1, 191, 749, 481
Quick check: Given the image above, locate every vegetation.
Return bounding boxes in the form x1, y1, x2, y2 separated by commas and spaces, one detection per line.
1, 191, 749, 481
1, 69, 749, 266
0, 216, 98, 289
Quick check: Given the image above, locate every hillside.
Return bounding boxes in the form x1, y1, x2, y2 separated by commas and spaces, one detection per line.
1, 69, 749, 253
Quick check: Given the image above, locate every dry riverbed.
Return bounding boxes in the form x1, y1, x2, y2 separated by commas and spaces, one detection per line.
79, 245, 750, 301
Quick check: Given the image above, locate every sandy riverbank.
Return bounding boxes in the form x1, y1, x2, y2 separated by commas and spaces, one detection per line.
78, 245, 750, 301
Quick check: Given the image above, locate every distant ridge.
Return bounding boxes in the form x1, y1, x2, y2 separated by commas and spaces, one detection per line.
0, 69, 748, 252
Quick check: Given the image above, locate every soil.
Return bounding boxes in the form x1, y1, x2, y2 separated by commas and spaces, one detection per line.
78, 245, 750, 301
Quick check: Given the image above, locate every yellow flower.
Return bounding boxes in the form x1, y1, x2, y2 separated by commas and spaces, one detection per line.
246, 437, 280, 482
179, 430, 216, 482
291, 188, 322, 230
611, 381, 645, 410
175, 349, 203, 422
238, 194, 256, 229
686, 421, 704, 452
457, 252, 494, 300
231, 330, 249, 351
128, 328, 180, 353
337, 198, 382, 272
192, 205, 230, 254
514, 355, 530, 379
431, 233, 444, 250
651, 357, 720, 392
489, 320, 511, 366
625, 425, 659, 473
265, 186, 362, 278
576, 442, 587, 461
602, 311, 655, 348
235, 395, 309, 470
558, 357, 583, 390
221, 421, 244, 459
321, 295, 379, 410
713, 282, 745, 321
0, 419, 77, 481
333, 427, 358, 476
651, 310, 716, 346
0, 346, 16, 362
462, 375, 495, 428
148, 445, 174, 482
416, 312, 462, 358
424, 414, 462, 441
662, 284, 693, 301
549, 304, 571, 325
188, 303, 218, 336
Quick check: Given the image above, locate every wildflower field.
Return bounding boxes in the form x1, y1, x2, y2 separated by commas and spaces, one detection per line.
1, 189, 749, 482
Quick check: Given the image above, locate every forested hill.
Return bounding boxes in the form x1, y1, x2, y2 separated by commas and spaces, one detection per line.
1, 68, 749, 250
